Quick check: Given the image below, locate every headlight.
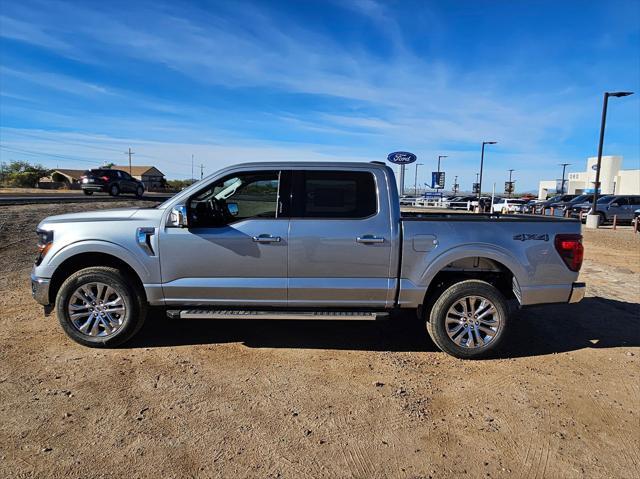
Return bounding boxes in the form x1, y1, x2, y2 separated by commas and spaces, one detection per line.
35, 229, 54, 265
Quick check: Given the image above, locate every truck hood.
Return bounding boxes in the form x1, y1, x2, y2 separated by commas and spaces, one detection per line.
38, 207, 163, 227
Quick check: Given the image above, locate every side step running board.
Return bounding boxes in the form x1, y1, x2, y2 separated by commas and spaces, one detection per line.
167, 310, 389, 321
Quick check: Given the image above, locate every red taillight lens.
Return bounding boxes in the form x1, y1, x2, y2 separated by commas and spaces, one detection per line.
100, 176, 109, 181
554, 234, 583, 272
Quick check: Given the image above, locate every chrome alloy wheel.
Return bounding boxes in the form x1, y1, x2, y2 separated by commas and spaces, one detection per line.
67, 282, 126, 337
445, 296, 502, 348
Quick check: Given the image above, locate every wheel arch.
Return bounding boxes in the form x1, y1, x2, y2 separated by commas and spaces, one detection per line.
48, 252, 147, 305
416, 247, 523, 317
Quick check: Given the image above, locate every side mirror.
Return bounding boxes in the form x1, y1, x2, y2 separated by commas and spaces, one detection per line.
169, 205, 188, 228
227, 202, 239, 216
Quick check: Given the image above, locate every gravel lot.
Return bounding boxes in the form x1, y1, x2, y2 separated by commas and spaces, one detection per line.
1, 201, 639, 478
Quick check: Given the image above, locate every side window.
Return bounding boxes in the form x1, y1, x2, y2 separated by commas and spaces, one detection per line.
293, 171, 377, 218
189, 171, 280, 227
616, 197, 629, 206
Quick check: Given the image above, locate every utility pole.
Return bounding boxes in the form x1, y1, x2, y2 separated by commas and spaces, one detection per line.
413, 163, 423, 195
507, 169, 515, 198
125, 148, 135, 174
200, 163, 204, 180
559, 163, 571, 194
191, 154, 194, 184
453, 175, 459, 194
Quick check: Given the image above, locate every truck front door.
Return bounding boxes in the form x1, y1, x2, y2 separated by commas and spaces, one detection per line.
160, 170, 288, 306
287, 169, 394, 307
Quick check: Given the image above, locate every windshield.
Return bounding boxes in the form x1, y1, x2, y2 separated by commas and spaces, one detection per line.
567, 195, 588, 204
570, 194, 590, 203
597, 195, 616, 204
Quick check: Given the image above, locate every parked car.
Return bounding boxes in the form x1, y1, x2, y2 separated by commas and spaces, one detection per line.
635, 208, 640, 220
534, 194, 577, 214
81, 169, 145, 197
399, 195, 418, 206
580, 195, 640, 225
522, 199, 543, 214
445, 195, 477, 210
492, 198, 527, 214
31, 161, 585, 359
568, 194, 606, 219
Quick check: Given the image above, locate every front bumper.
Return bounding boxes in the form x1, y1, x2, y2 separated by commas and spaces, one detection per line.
568, 282, 586, 303
31, 273, 51, 306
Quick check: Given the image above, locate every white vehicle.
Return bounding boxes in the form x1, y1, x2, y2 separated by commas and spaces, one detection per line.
492, 198, 527, 214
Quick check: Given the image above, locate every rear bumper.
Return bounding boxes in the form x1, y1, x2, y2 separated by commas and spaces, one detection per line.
81, 184, 107, 192
568, 282, 586, 303
31, 273, 51, 306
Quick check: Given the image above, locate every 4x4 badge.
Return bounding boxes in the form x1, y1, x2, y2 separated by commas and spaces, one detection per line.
513, 233, 549, 242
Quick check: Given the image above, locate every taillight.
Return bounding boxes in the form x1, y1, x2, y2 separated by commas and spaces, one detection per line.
101, 176, 109, 181
554, 234, 583, 272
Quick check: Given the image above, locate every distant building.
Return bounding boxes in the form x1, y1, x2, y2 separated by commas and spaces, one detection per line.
111, 165, 165, 188
49, 169, 85, 184
38, 169, 85, 189
538, 155, 640, 199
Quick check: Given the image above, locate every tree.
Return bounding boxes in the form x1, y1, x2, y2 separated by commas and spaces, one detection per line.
0, 160, 50, 188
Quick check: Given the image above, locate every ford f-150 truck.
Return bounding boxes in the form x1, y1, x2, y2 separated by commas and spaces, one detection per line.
31, 162, 585, 358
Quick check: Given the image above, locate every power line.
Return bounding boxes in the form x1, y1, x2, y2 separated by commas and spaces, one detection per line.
0, 145, 106, 164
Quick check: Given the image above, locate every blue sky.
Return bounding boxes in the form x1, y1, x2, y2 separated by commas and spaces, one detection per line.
1, 0, 638, 191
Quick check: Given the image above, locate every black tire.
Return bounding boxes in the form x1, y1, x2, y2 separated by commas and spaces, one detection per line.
598, 212, 606, 226
83, 190, 93, 196
55, 266, 147, 347
425, 280, 509, 359
135, 185, 144, 198
109, 184, 120, 196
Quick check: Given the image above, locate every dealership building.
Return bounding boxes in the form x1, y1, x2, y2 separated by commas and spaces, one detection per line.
538, 155, 640, 199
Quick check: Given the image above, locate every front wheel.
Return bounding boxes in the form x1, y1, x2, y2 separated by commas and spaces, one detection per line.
136, 185, 144, 198
425, 280, 509, 359
109, 184, 120, 196
55, 266, 147, 347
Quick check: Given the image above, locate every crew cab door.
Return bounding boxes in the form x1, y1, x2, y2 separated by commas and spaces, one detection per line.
159, 170, 288, 306
287, 169, 394, 307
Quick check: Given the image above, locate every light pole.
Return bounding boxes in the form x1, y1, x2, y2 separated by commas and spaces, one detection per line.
478, 141, 497, 201
507, 169, 515, 198
587, 91, 634, 227
559, 163, 571, 195
437, 155, 447, 175
453, 175, 459, 194
413, 163, 424, 195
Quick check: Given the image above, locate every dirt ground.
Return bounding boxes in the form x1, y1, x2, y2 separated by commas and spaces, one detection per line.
1, 201, 639, 479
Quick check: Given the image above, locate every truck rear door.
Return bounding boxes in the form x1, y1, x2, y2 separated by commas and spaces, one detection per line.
287, 168, 395, 307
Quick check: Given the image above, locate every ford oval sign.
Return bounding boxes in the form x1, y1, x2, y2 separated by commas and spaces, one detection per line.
387, 151, 417, 165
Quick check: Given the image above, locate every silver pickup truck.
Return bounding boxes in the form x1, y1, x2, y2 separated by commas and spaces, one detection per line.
31, 161, 585, 358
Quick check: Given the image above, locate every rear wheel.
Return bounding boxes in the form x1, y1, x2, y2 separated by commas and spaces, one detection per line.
425, 280, 509, 359
55, 267, 147, 347
83, 190, 93, 196
136, 185, 144, 198
109, 184, 120, 196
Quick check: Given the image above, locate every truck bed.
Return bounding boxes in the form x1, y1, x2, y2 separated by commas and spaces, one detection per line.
401, 212, 579, 222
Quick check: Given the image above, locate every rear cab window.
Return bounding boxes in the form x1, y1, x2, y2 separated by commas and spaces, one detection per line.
291, 170, 377, 219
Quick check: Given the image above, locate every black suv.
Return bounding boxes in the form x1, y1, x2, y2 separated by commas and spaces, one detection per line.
80, 169, 145, 197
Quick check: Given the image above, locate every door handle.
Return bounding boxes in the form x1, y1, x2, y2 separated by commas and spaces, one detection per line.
252, 234, 281, 243
356, 235, 385, 244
